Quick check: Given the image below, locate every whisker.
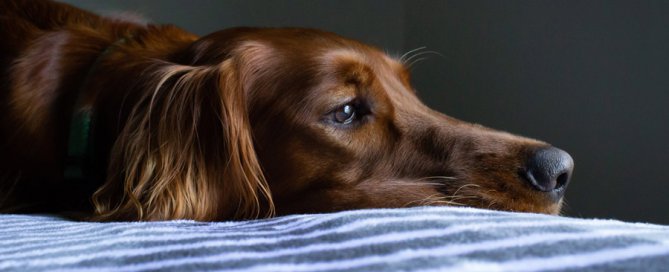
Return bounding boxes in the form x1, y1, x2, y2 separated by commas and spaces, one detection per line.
418, 176, 458, 181
403, 50, 443, 64
441, 195, 480, 201
399, 46, 427, 62
426, 191, 483, 207
559, 200, 569, 216
403, 193, 443, 207
425, 200, 467, 206
407, 58, 427, 68
388, 182, 444, 187
400, 178, 484, 208
450, 183, 480, 198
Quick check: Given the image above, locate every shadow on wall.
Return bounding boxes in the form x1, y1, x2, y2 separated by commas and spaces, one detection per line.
61, 0, 669, 224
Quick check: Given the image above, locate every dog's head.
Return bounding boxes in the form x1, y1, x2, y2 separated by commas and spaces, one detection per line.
93, 27, 573, 221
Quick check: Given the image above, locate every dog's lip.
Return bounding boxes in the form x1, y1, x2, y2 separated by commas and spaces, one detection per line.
436, 182, 565, 215
543, 186, 567, 203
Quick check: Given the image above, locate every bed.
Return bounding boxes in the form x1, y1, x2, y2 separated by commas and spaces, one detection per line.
1, 206, 668, 271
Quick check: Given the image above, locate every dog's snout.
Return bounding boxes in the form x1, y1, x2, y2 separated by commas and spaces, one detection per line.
523, 147, 574, 195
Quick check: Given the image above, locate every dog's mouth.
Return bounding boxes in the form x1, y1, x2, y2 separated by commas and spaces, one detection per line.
479, 193, 564, 215
440, 191, 564, 215
429, 175, 566, 215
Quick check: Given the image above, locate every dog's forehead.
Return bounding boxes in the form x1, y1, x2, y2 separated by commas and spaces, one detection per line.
318, 48, 420, 103
319, 48, 401, 71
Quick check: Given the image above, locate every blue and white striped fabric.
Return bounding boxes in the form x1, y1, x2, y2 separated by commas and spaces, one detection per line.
1, 206, 668, 272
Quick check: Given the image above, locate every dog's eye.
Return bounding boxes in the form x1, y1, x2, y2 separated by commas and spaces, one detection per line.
334, 104, 356, 124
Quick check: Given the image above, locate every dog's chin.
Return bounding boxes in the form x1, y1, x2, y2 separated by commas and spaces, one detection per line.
429, 182, 563, 215
475, 198, 564, 215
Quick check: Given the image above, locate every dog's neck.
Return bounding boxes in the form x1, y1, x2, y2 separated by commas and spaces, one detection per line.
64, 35, 135, 183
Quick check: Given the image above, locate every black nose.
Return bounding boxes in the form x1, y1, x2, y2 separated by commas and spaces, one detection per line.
523, 147, 574, 194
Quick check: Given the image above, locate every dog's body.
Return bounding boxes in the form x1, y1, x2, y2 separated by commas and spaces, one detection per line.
0, 0, 573, 221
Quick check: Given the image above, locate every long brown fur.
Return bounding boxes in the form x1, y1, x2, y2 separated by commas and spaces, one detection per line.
0, 0, 573, 221
91, 62, 273, 221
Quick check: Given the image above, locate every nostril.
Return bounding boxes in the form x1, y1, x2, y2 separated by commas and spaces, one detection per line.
555, 172, 569, 191
523, 147, 574, 194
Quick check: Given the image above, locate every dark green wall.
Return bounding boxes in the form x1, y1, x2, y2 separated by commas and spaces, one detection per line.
61, 0, 669, 224
60, 0, 405, 51
405, 1, 669, 224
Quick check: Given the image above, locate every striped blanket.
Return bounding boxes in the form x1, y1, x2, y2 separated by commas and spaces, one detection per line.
1, 207, 668, 272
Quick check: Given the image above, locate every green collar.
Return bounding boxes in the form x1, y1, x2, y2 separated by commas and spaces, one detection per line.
64, 107, 93, 181
64, 36, 131, 182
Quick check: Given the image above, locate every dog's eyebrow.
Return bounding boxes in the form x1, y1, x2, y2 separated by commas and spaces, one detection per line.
376, 55, 416, 95
319, 49, 366, 67
321, 49, 417, 99
321, 48, 396, 70
318, 49, 373, 84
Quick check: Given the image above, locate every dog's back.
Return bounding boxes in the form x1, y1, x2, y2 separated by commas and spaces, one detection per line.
0, 0, 97, 55
0, 0, 108, 212
0, 0, 193, 213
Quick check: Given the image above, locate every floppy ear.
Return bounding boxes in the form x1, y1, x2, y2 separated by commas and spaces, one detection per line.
91, 59, 274, 221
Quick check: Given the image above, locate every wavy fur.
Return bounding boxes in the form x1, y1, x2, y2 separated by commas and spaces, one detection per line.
0, 0, 572, 220
91, 60, 274, 221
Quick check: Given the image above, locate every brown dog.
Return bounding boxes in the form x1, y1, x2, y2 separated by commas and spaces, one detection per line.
0, 0, 574, 221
